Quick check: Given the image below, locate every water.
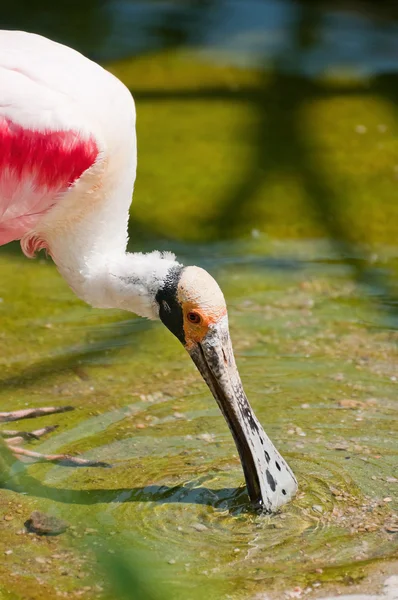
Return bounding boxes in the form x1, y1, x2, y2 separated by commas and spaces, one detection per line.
1, 2, 398, 599
5, 0, 398, 75
0, 239, 397, 599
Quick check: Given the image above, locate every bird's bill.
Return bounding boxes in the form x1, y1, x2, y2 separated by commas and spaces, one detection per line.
187, 316, 297, 513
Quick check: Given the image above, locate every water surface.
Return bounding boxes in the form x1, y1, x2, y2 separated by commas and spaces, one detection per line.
0, 2, 398, 598
0, 239, 397, 600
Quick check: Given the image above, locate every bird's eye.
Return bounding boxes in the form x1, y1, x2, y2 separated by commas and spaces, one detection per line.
187, 311, 201, 324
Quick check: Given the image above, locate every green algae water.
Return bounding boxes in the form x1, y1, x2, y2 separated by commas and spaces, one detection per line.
0, 239, 397, 600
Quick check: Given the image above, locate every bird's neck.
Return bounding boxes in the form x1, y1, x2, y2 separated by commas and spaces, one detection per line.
27, 155, 181, 319
53, 247, 181, 319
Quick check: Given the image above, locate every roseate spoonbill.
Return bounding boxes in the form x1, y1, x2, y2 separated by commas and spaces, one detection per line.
0, 30, 297, 512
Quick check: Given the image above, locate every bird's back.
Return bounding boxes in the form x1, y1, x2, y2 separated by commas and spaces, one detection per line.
0, 30, 136, 248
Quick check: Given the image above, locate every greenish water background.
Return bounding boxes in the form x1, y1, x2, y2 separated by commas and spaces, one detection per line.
0, 2, 397, 599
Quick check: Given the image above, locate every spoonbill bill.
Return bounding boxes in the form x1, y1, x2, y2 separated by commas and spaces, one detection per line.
0, 30, 297, 512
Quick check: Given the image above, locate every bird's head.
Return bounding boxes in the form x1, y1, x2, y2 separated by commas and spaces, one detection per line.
156, 265, 297, 512
157, 265, 226, 349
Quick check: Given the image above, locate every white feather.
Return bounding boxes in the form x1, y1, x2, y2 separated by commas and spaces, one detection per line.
0, 30, 180, 316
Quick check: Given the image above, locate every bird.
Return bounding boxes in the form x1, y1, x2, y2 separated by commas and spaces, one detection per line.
0, 29, 297, 513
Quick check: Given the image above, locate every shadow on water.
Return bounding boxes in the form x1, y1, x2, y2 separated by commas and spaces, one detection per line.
0, 315, 155, 392
4, 471, 249, 511
206, 65, 398, 320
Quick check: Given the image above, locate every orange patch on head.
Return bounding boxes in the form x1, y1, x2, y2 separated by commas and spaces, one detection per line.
177, 266, 227, 348
182, 302, 227, 348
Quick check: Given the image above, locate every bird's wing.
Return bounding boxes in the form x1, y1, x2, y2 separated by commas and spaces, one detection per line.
0, 30, 137, 247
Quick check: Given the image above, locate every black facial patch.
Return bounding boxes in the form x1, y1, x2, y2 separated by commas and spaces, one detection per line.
156, 265, 185, 344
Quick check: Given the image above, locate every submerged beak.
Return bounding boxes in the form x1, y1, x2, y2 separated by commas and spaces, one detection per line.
188, 316, 297, 513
